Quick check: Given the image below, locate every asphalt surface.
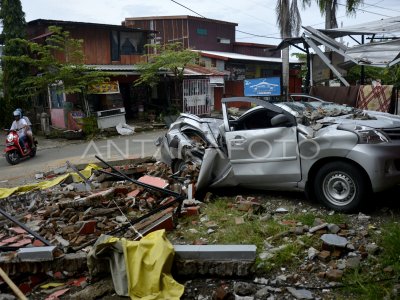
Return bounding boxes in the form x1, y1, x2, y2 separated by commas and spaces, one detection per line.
0, 129, 166, 186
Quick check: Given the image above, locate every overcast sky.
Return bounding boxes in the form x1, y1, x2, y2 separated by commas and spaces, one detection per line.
20, 0, 400, 47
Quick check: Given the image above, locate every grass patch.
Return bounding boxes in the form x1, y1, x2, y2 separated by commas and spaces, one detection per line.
175, 198, 314, 273
260, 242, 304, 273
324, 213, 349, 225
175, 197, 287, 249
281, 212, 348, 227
380, 222, 400, 272
338, 221, 400, 300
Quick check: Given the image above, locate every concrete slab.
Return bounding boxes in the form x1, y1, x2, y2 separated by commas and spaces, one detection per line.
17, 246, 57, 262
173, 244, 257, 261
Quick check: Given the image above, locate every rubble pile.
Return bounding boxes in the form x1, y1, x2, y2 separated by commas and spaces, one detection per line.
0, 158, 398, 299
0, 158, 203, 297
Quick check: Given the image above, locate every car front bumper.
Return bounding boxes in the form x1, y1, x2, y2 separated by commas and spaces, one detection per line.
347, 142, 400, 192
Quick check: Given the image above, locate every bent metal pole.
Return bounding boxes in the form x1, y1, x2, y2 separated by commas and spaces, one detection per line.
0, 208, 52, 246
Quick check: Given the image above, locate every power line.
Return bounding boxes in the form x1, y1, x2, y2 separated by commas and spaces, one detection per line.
337, 2, 392, 17
358, 0, 400, 14
236, 29, 283, 40
308, 0, 390, 27
170, 0, 282, 40
170, 0, 206, 18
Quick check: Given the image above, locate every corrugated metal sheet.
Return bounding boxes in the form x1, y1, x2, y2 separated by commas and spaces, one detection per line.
196, 50, 300, 63
321, 16, 400, 38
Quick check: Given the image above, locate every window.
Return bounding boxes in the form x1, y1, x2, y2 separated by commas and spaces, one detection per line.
121, 38, 136, 55
217, 37, 230, 44
111, 31, 120, 61
111, 31, 147, 60
197, 28, 208, 36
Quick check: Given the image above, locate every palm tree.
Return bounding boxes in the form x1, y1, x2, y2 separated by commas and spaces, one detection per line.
304, 0, 364, 29
276, 0, 302, 99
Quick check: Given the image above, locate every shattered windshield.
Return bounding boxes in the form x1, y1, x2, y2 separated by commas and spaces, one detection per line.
280, 101, 375, 125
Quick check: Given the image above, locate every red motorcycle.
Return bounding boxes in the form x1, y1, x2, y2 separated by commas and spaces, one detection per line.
4, 129, 37, 165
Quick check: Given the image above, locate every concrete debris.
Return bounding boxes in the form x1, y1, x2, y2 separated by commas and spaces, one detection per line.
0, 155, 397, 299
286, 287, 313, 299
320, 234, 349, 248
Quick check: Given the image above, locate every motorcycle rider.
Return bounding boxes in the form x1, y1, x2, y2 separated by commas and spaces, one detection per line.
10, 110, 28, 153
16, 108, 34, 148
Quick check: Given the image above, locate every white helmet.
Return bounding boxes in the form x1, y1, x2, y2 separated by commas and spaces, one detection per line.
13, 110, 22, 118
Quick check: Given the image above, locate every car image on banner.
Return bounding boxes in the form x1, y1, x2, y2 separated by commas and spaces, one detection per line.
244, 77, 281, 96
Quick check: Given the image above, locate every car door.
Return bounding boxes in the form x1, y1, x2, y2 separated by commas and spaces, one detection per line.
223, 104, 302, 186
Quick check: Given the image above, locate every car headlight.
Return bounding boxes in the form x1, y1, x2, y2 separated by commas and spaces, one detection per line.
338, 124, 389, 144
356, 128, 389, 144
6, 134, 14, 143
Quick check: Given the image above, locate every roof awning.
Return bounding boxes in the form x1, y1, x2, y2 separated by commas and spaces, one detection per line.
270, 37, 306, 51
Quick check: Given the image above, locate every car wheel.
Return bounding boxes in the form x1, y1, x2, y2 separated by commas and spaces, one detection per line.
6, 150, 20, 165
314, 161, 368, 212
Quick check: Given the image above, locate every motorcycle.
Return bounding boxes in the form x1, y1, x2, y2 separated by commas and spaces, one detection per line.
4, 129, 37, 165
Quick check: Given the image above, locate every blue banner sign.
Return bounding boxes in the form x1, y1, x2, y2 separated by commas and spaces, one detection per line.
244, 77, 281, 96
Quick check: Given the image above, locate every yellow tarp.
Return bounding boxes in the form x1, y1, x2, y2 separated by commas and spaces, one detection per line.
0, 164, 101, 199
87, 230, 184, 300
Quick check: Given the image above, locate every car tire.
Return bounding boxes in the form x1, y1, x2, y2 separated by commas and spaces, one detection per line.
314, 161, 368, 212
6, 150, 20, 165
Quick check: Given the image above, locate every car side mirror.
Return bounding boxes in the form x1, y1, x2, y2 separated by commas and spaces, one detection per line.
271, 114, 290, 127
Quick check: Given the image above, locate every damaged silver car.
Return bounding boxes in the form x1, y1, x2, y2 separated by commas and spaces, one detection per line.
156, 95, 400, 212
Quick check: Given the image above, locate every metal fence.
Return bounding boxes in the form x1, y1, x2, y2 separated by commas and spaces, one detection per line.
183, 79, 211, 115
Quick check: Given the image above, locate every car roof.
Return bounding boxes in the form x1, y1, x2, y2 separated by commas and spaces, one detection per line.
221, 97, 284, 114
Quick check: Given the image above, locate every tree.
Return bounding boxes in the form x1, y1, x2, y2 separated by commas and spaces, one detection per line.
0, 0, 28, 126
291, 52, 308, 89
135, 42, 199, 109
303, 0, 364, 29
3, 26, 110, 115
276, 0, 302, 100
346, 65, 400, 88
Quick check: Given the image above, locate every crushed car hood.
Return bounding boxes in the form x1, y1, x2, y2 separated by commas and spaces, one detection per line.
277, 101, 400, 129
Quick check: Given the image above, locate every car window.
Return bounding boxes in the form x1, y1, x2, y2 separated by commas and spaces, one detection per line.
231, 108, 281, 131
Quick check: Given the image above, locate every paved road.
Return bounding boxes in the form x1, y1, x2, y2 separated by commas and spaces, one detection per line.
0, 129, 166, 186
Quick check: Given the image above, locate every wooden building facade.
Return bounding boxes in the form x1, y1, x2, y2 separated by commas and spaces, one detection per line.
27, 19, 156, 129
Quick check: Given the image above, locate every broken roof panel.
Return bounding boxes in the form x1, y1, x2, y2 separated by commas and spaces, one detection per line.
320, 16, 400, 38
345, 39, 400, 67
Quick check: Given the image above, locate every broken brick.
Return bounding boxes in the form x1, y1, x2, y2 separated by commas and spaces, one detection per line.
127, 189, 141, 198
18, 282, 32, 295
183, 206, 201, 216
235, 217, 245, 225
9, 227, 27, 234
0, 235, 21, 245
138, 175, 169, 188
78, 220, 97, 235
33, 239, 45, 247
237, 201, 253, 212
9, 238, 32, 247
326, 269, 343, 281
317, 250, 331, 262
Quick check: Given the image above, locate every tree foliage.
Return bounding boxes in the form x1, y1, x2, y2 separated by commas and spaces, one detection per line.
3, 26, 110, 99
0, 0, 28, 126
135, 42, 199, 100
303, 0, 363, 29
345, 65, 400, 88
